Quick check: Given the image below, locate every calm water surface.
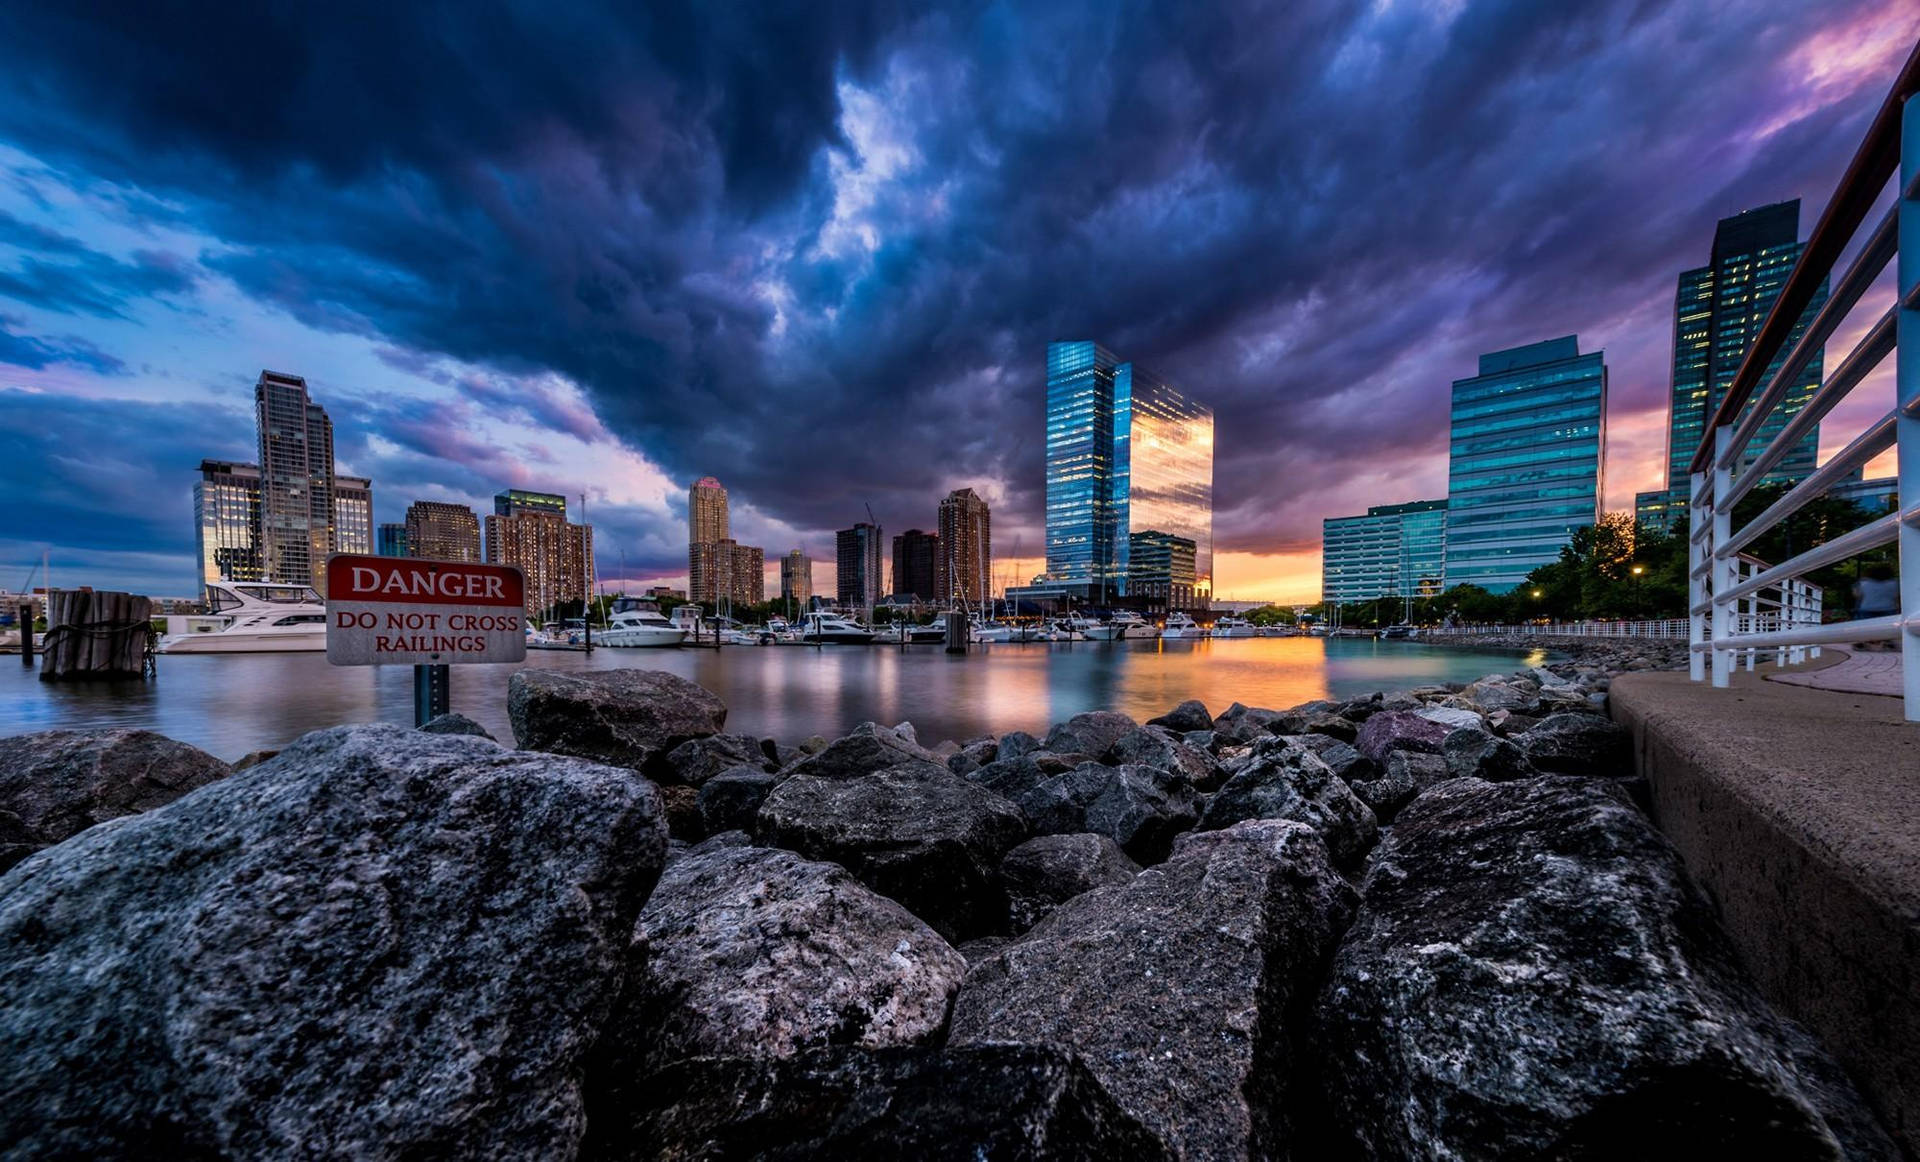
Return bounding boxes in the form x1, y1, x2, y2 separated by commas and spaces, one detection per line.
0, 637, 1549, 762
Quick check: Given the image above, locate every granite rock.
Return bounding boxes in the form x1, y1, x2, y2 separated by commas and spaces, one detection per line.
508, 668, 726, 770
0, 728, 230, 874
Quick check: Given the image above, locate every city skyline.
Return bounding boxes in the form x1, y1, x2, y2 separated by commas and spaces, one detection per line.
1, 3, 1914, 602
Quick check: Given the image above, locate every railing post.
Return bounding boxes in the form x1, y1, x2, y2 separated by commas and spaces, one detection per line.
1900, 92, 1920, 721
1690, 470, 1708, 682
1711, 428, 1735, 687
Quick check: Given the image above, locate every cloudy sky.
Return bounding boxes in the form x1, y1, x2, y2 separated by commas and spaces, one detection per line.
0, 1, 1913, 602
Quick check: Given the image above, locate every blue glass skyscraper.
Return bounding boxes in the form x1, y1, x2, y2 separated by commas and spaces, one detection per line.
1444, 336, 1606, 593
1035, 341, 1213, 603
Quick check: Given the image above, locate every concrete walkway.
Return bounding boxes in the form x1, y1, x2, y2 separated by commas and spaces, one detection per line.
1766, 645, 1904, 697
1611, 663, 1920, 1150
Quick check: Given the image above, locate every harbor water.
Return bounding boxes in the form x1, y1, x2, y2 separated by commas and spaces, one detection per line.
0, 637, 1551, 762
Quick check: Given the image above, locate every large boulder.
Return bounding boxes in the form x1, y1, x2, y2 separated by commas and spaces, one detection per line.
1014, 762, 1199, 864
1196, 739, 1377, 868
592, 1045, 1171, 1160
1460, 676, 1538, 713
1211, 702, 1286, 745
1289, 733, 1379, 785
1349, 751, 1449, 824
417, 711, 494, 739
1107, 725, 1222, 791
780, 721, 940, 780
659, 732, 769, 786
1147, 699, 1213, 733
508, 668, 726, 770
1041, 710, 1139, 760
1272, 708, 1360, 742
695, 766, 776, 834
1442, 727, 1535, 783
0, 725, 668, 1159
952, 820, 1356, 1159
0, 728, 230, 873
1314, 775, 1894, 1160
1352, 709, 1452, 762
598, 844, 964, 1083
999, 832, 1141, 933
966, 753, 1053, 801
755, 763, 1028, 941
1516, 712, 1633, 776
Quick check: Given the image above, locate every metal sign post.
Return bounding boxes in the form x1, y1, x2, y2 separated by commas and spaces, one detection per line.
324, 554, 527, 727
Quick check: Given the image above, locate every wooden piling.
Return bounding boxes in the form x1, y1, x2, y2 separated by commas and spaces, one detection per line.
39, 590, 154, 681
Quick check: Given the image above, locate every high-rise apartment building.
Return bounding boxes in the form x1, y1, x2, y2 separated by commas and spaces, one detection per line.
485, 490, 593, 617
1028, 341, 1213, 605
687, 476, 729, 602
193, 459, 262, 587
936, 487, 992, 605
1638, 201, 1827, 532
333, 476, 374, 556
836, 522, 884, 608
891, 529, 939, 601
255, 370, 336, 593
780, 549, 812, 607
405, 500, 481, 562
1322, 499, 1448, 604
377, 523, 408, 558
1444, 337, 1606, 593
690, 539, 765, 607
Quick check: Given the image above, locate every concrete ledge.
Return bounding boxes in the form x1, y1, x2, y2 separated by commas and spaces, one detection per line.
1612, 666, 1920, 1153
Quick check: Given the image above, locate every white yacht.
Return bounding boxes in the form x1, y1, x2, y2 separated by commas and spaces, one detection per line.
1160, 611, 1206, 639
971, 620, 1014, 643
158, 582, 330, 653
600, 602, 686, 648
1213, 615, 1256, 638
799, 612, 878, 644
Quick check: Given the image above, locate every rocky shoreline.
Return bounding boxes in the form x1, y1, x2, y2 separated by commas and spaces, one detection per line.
0, 650, 1897, 1159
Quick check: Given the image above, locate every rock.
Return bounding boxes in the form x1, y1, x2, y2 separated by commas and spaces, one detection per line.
1315, 776, 1893, 1159
1349, 751, 1449, 824
657, 783, 703, 841
1108, 725, 1221, 790
1442, 727, 1535, 783
1029, 749, 1097, 774
0, 728, 231, 874
1146, 699, 1213, 733
799, 734, 829, 755
417, 711, 494, 738
1183, 728, 1217, 752
999, 833, 1141, 932
1378, 691, 1423, 712
1273, 709, 1360, 742
1197, 739, 1378, 868
1042, 710, 1139, 760
967, 754, 1053, 801
229, 748, 279, 772
956, 935, 1012, 963
952, 820, 1356, 1159
755, 764, 1028, 941
1461, 677, 1537, 713
1211, 702, 1286, 744
592, 1045, 1171, 1160
1414, 705, 1484, 731
997, 730, 1041, 759
892, 721, 920, 746
946, 737, 999, 777
1015, 762, 1199, 864
659, 732, 769, 786
599, 844, 964, 1083
1353, 709, 1452, 762
508, 668, 726, 770
764, 739, 802, 769
1517, 712, 1633, 776
0, 725, 667, 1159
1530, 665, 1569, 687
781, 721, 940, 781
1488, 710, 1540, 737
1290, 733, 1379, 785
696, 766, 776, 834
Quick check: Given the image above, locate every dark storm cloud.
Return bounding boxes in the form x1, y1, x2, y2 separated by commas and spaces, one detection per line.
0, 315, 124, 374
0, 0, 1904, 561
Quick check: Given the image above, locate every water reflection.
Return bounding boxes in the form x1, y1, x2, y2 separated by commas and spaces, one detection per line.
0, 638, 1549, 762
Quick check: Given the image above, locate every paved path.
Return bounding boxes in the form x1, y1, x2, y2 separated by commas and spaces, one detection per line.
1767, 646, 1903, 697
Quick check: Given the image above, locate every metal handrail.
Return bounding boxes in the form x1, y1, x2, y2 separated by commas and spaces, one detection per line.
1686, 36, 1920, 720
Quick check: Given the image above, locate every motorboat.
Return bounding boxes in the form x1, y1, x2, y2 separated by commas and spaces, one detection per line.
158, 582, 329, 653
799, 612, 878, 644
893, 621, 947, 644
971, 620, 1014, 643
1380, 623, 1419, 640
1160, 611, 1206, 639
1212, 615, 1256, 638
600, 604, 687, 648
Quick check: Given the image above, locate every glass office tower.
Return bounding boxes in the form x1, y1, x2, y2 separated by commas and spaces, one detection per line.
1038, 341, 1214, 604
1444, 337, 1606, 593
193, 459, 262, 588
1321, 499, 1447, 604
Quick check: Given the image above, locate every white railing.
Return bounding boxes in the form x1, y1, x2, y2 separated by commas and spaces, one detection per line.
1687, 51, 1919, 722
1425, 620, 1693, 639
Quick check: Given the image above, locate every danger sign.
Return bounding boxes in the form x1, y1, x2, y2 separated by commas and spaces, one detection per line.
325, 554, 528, 666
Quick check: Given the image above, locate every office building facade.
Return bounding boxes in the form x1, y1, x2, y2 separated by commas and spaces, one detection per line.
405, 500, 481, 562
936, 487, 992, 605
1322, 499, 1448, 604
1031, 341, 1214, 605
255, 370, 336, 593
377, 523, 408, 558
1126, 530, 1198, 610
485, 505, 594, 618
892, 529, 939, 601
1644, 201, 1827, 531
193, 460, 263, 587
1444, 337, 1605, 593
836, 522, 884, 608
333, 476, 373, 556
780, 549, 812, 607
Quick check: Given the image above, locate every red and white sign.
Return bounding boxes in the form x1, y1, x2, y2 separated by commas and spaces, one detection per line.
325, 554, 527, 666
